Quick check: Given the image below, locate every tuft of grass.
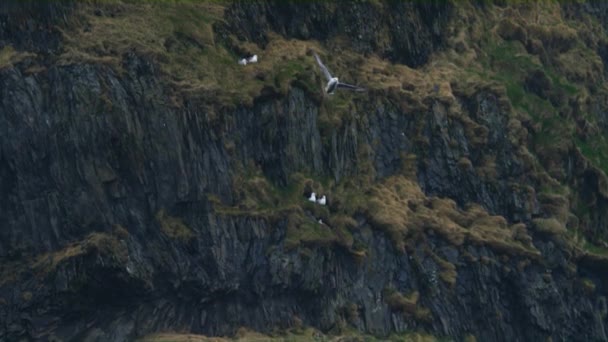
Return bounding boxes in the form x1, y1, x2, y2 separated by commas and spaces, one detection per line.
385, 288, 419, 314
538, 192, 570, 222
156, 209, 195, 242
0, 45, 36, 69
138, 327, 443, 342
284, 210, 354, 251
431, 252, 458, 286
384, 288, 433, 323
32, 232, 127, 276
532, 218, 567, 236
581, 278, 596, 295
365, 177, 432, 250
0, 45, 17, 68
360, 176, 538, 257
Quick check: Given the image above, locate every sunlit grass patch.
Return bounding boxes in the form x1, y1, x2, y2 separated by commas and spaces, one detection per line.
0, 45, 36, 69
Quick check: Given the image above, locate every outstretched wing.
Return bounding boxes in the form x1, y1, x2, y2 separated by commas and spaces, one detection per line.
337, 82, 366, 92
313, 52, 333, 81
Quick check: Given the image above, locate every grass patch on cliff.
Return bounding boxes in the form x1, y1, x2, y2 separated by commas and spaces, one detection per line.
59, 2, 323, 107
480, 41, 574, 151
285, 215, 342, 250
484, 40, 578, 116
0, 45, 36, 69
224, 173, 542, 259
138, 328, 443, 342
32, 232, 127, 276
156, 209, 195, 242
384, 288, 433, 323
57, 0, 467, 112
212, 171, 360, 252
358, 176, 539, 258
284, 211, 356, 251
215, 172, 324, 216
583, 242, 608, 257
476, 20, 608, 254
0, 45, 18, 69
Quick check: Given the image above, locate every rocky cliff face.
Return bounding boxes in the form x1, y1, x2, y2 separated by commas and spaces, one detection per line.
2, 1, 608, 341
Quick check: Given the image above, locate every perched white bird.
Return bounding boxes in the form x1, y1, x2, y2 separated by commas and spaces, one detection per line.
318, 219, 324, 225
317, 195, 326, 206
247, 54, 258, 63
238, 58, 247, 66
313, 52, 365, 94
308, 192, 316, 202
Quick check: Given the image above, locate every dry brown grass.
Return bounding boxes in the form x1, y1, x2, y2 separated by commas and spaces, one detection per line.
532, 218, 567, 236
215, 172, 325, 218
59, 2, 328, 107
431, 252, 458, 287
555, 48, 604, 84
156, 209, 195, 242
62, 0, 476, 112
32, 232, 127, 276
113, 224, 130, 239
366, 177, 426, 252
139, 328, 440, 342
364, 176, 539, 258
384, 288, 433, 322
138, 333, 225, 342
0, 45, 36, 69
385, 289, 419, 314
232, 176, 279, 211
537, 192, 569, 223
34, 242, 85, 273
283, 209, 355, 251
0, 45, 17, 68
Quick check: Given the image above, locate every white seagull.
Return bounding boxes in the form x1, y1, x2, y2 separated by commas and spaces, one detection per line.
238, 58, 248, 66
308, 192, 317, 202
313, 52, 365, 94
317, 195, 327, 206
247, 54, 258, 63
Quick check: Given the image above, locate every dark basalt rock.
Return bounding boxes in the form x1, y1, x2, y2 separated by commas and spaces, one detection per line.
0, 54, 604, 341
0, 0, 73, 54
221, 0, 452, 68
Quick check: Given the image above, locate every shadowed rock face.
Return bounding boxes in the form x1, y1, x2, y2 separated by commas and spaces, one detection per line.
0, 0, 73, 54
222, 0, 452, 68
1, 1, 608, 342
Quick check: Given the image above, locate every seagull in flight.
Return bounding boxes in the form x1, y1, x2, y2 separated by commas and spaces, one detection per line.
313, 52, 365, 95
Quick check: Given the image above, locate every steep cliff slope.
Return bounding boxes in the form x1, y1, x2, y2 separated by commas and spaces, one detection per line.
2, 1, 608, 341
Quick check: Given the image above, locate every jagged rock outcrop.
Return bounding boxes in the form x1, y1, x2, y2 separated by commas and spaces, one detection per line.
0, 0, 72, 54
222, 0, 452, 67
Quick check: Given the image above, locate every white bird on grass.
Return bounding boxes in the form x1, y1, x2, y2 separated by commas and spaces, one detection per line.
247, 54, 258, 63
238, 58, 248, 66
317, 195, 327, 206
313, 52, 365, 95
308, 192, 317, 202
